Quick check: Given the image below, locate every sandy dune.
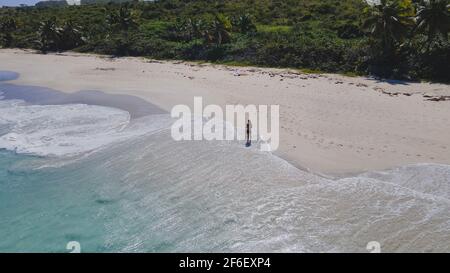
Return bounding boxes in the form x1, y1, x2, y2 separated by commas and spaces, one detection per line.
1, 48, 449, 175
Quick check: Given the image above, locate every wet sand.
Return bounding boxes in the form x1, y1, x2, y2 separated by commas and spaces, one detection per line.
0, 82, 165, 118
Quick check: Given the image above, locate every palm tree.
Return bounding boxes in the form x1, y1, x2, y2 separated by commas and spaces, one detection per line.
232, 14, 257, 34
414, 0, 450, 44
37, 18, 61, 52
192, 19, 208, 39
210, 14, 232, 46
180, 18, 208, 40
0, 17, 17, 47
106, 6, 138, 32
59, 21, 85, 50
363, 0, 414, 53
105, 6, 139, 56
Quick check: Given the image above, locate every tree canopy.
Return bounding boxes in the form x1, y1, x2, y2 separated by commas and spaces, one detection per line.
0, 0, 449, 81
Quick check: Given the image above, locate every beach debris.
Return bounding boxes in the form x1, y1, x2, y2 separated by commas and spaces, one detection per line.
425, 95, 450, 102
282, 74, 297, 79
375, 87, 402, 97
287, 71, 301, 75
356, 83, 368, 87
232, 70, 248, 76
95, 67, 115, 71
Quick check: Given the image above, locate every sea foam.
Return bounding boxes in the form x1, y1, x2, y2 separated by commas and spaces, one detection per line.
0, 99, 171, 157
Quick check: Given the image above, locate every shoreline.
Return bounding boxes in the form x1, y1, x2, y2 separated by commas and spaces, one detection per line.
0, 81, 166, 118
1, 48, 450, 175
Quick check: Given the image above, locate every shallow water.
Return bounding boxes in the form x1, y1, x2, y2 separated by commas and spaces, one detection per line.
0, 71, 18, 82
0, 74, 449, 253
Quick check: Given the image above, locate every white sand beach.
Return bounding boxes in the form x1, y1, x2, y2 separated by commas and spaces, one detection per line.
1, 48, 449, 175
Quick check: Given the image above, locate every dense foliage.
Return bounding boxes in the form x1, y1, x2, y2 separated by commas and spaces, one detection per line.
0, 0, 449, 81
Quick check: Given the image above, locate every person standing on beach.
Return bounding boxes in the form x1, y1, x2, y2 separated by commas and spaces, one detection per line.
246, 120, 252, 146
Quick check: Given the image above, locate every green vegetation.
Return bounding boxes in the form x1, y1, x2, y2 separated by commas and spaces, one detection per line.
0, 0, 449, 81
35, 1, 68, 8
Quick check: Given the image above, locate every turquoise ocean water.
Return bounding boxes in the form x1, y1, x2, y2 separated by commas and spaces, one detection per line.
0, 71, 449, 252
